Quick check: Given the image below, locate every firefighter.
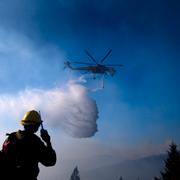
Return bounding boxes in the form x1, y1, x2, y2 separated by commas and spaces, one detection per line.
2, 110, 56, 180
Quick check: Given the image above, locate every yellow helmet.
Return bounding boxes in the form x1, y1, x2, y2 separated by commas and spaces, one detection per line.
21, 110, 42, 125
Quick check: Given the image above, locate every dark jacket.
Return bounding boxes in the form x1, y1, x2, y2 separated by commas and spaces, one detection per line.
2, 130, 56, 180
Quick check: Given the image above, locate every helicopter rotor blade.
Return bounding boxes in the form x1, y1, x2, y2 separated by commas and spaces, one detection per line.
84, 50, 98, 64
105, 64, 124, 67
100, 49, 112, 63
71, 62, 95, 65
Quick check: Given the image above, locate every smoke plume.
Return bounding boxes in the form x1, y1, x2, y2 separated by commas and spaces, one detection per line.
0, 83, 98, 138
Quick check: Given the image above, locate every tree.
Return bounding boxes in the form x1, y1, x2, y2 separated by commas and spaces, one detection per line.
155, 142, 180, 180
119, 176, 123, 180
70, 166, 80, 180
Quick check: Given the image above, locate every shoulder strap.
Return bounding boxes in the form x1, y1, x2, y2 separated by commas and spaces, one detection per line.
15, 131, 25, 140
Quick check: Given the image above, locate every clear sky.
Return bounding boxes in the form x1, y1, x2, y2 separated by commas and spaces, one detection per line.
0, 0, 180, 164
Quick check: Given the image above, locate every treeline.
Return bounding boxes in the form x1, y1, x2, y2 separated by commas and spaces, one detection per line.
154, 142, 180, 180
70, 142, 180, 180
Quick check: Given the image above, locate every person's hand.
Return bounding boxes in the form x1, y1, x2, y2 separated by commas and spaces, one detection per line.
40, 129, 51, 144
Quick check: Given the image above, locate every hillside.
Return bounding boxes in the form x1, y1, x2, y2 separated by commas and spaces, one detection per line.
80, 154, 166, 180
42, 154, 166, 180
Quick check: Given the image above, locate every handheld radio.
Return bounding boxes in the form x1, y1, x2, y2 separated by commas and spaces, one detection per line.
39, 111, 44, 130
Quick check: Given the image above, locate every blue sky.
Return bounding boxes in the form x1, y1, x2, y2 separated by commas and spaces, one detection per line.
0, 0, 180, 160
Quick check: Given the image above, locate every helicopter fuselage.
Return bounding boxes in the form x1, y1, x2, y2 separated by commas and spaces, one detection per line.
64, 49, 122, 79
67, 63, 116, 76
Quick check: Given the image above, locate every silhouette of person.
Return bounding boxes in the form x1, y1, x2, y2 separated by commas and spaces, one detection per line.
2, 110, 56, 180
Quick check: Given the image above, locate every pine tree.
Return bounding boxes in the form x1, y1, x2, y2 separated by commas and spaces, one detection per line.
70, 166, 80, 180
119, 176, 123, 180
155, 142, 180, 180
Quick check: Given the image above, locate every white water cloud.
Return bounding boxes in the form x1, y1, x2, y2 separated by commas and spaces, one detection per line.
0, 83, 98, 138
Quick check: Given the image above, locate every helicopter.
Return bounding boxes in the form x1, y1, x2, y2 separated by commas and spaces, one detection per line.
64, 49, 124, 79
